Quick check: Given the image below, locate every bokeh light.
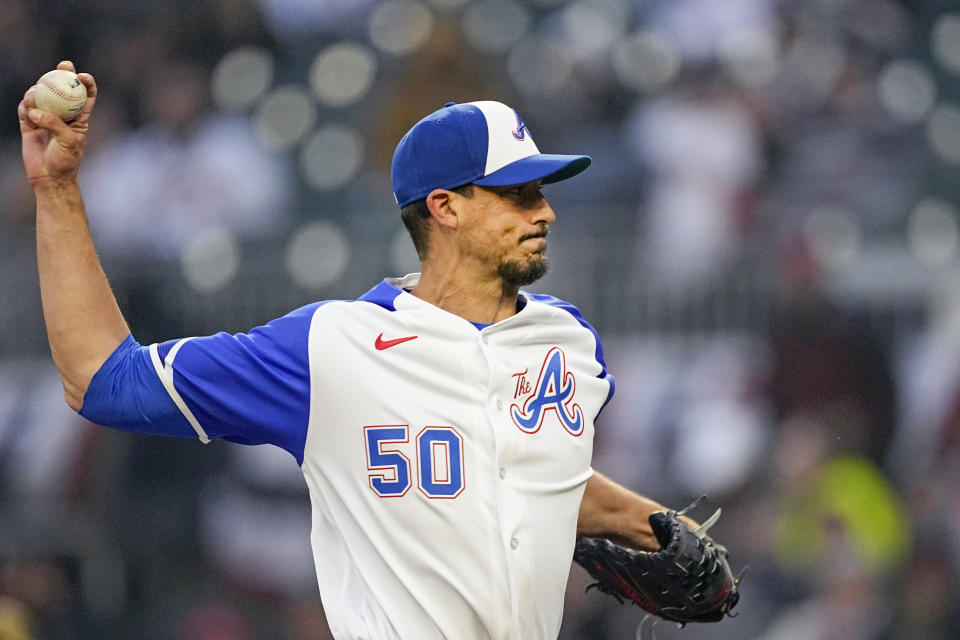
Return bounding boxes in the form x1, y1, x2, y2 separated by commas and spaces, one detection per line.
299, 124, 364, 191
462, 0, 530, 54
908, 197, 959, 267
181, 227, 240, 293
254, 85, 318, 152
931, 13, 960, 76
560, 0, 629, 60
877, 59, 937, 123
926, 103, 960, 164
285, 220, 350, 290
612, 30, 681, 92
309, 43, 377, 108
717, 26, 781, 88
211, 47, 274, 112
368, 0, 434, 56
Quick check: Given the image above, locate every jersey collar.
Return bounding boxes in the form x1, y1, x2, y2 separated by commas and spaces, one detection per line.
359, 274, 531, 325
357, 274, 420, 311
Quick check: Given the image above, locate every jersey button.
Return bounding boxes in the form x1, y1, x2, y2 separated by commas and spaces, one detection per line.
499, 467, 506, 479
496, 399, 503, 410
510, 537, 519, 550
481, 334, 489, 344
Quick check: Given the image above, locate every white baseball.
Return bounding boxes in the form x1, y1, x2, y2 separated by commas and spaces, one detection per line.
34, 69, 88, 121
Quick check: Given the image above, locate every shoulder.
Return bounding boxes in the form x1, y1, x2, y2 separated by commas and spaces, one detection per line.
271, 285, 402, 328
523, 292, 596, 331
523, 292, 610, 374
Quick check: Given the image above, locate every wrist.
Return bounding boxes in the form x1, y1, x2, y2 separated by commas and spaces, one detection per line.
33, 178, 83, 208
33, 175, 80, 192
34, 178, 85, 219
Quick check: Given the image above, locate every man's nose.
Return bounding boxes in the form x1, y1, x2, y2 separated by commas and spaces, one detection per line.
532, 198, 556, 225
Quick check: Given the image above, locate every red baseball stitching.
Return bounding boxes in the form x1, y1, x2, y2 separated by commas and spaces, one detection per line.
39, 76, 84, 103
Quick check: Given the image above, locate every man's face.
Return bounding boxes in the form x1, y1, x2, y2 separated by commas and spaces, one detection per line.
455, 181, 556, 287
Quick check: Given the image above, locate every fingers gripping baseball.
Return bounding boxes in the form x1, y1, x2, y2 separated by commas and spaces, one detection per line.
19, 61, 97, 186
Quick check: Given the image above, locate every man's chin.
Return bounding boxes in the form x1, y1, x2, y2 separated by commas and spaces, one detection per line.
499, 257, 549, 287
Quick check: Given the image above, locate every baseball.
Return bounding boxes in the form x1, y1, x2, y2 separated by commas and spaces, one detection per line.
34, 69, 87, 121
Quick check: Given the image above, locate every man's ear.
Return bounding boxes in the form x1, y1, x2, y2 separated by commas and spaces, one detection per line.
425, 189, 461, 230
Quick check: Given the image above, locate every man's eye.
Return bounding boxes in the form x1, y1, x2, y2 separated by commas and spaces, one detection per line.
525, 187, 545, 200
498, 184, 543, 203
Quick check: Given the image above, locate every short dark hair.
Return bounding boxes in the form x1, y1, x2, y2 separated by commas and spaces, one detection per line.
399, 183, 474, 260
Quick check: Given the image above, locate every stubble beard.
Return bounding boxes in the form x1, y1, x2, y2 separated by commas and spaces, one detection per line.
498, 255, 549, 288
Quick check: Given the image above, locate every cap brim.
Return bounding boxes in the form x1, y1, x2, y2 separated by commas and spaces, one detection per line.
473, 154, 591, 188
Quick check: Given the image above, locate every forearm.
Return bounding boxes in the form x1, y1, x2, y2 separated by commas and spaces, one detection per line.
36, 179, 129, 409
577, 472, 664, 550
577, 471, 701, 551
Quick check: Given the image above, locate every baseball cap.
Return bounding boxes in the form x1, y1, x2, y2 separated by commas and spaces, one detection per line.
391, 101, 591, 208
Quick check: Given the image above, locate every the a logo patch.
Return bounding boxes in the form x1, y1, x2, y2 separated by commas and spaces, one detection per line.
510, 347, 584, 435
511, 109, 528, 141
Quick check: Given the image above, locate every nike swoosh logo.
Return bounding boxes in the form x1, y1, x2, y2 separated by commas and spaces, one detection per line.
375, 333, 418, 350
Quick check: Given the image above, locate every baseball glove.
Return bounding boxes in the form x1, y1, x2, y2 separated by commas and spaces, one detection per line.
573, 498, 741, 625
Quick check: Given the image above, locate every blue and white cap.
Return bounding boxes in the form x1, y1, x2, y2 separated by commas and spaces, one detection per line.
391, 101, 591, 208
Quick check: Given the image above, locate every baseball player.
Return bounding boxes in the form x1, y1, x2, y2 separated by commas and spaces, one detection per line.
19, 61, 690, 639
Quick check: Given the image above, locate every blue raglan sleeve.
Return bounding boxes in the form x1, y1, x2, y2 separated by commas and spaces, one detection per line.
80, 302, 321, 464
80, 334, 196, 438
525, 293, 616, 411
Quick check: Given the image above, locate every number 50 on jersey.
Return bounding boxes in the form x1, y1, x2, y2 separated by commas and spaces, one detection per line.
364, 425, 465, 499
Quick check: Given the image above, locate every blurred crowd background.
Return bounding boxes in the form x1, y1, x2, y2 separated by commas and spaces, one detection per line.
2, 0, 960, 638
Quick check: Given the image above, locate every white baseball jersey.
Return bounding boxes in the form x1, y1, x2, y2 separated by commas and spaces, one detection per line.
145, 273, 614, 639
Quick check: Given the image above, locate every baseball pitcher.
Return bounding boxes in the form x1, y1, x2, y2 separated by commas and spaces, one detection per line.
18, 61, 738, 639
